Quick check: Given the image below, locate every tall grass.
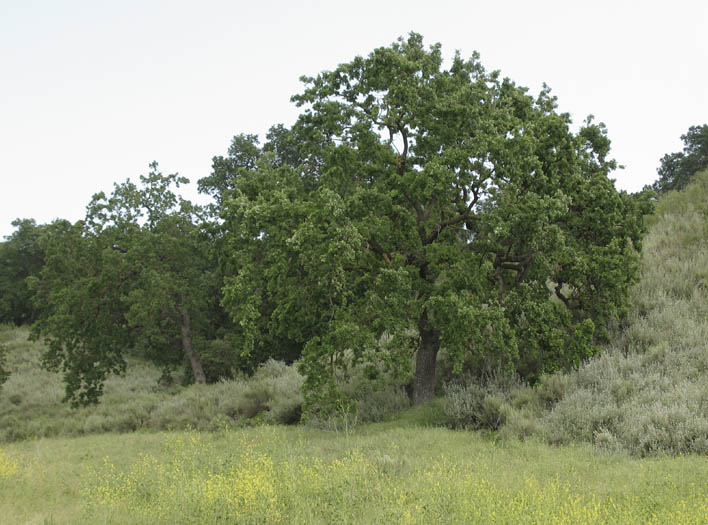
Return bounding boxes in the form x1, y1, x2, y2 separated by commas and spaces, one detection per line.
0, 325, 404, 442
3, 426, 708, 523
0, 326, 307, 442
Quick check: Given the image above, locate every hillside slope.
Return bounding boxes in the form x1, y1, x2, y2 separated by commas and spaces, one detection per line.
539, 170, 708, 455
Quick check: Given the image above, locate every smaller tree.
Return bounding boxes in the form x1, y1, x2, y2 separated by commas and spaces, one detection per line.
654, 124, 708, 192
32, 163, 220, 405
0, 218, 46, 325
198, 125, 317, 374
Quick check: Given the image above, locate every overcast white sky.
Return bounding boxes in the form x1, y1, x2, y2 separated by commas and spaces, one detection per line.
1, 0, 707, 238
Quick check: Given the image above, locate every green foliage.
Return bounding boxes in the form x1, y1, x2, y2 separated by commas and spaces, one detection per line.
211, 33, 646, 412
0, 326, 306, 441
494, 171, 708, 456
30, 163, 223, 406
196, 337, 240, 383
0, 329, 8, 390
307, 358, 412, 428
0, 218, 45, 325
654, 124, 708, 192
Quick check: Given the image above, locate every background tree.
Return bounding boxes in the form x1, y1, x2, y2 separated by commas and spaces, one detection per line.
0, 218, 46, 325
31, 163, 222, 405
216, 34, 646, 409
654, 124, 708, 192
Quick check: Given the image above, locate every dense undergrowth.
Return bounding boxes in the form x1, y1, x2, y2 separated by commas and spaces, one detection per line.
445, 170, 708, 455
0, 325, 409, 442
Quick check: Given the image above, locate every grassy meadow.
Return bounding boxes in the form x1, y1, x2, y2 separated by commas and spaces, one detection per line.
3, 172, 708, 522
3, 425, 708, 524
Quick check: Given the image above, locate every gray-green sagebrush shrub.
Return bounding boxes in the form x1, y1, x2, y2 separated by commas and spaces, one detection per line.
442, 370, 573, 438
152, 359, 305, 428
443, 374, 517, 431
251, 359, 304, 425
532, 172, 708, 455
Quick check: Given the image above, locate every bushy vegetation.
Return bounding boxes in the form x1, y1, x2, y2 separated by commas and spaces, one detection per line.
0, 325, 307, 441
445, 170, 708, 456
0, 325, 411, 442
441, 371, 570, 441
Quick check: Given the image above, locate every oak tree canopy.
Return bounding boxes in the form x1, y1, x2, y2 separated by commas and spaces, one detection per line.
210, 33, 646, 408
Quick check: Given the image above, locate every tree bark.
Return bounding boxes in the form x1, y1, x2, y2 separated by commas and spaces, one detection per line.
179, 305, 206, 384
412, 309, 440, 405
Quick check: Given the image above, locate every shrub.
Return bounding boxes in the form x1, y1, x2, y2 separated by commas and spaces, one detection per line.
226, 359, 305, 425
443, 375, 514, 431
498, 407, 540, 441
535, 373, 569, 407
338, 362, 411, 423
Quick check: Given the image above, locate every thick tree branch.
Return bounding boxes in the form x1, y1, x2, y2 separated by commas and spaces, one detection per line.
493, 249, 534, 293
425, 207, 480, 245
423, 189, 480, 245
366, 236, 392, 264
555, 282, 570, 308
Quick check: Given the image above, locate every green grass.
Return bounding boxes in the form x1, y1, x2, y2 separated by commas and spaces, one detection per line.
0, 326, 310, 442
3, 426, 708, 524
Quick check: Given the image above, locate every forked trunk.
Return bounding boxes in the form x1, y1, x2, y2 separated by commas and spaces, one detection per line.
179, 305, 206, 384
412, 310, 440, 405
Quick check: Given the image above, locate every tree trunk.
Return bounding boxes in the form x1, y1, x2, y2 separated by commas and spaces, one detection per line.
412, 309, 440, 405
179, 305, 206, 384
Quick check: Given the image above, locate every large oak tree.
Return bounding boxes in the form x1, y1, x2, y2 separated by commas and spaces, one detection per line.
214, 34, 646, 409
